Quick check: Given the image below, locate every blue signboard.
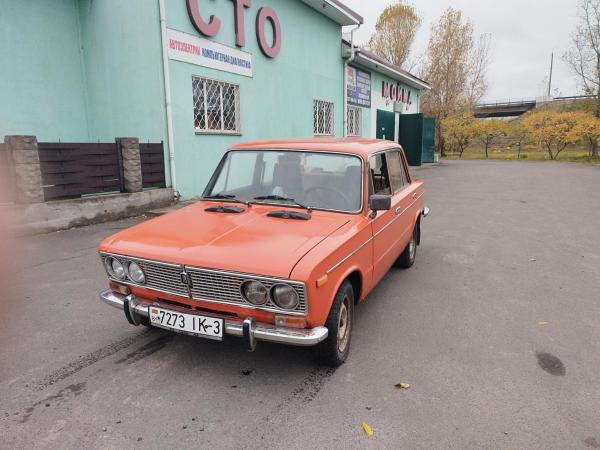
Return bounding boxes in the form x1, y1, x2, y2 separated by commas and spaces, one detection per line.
346, 65, 371, 108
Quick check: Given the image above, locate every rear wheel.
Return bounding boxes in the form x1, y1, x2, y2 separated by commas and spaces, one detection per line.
312, 280, 354, 367
396, 226, 417, 268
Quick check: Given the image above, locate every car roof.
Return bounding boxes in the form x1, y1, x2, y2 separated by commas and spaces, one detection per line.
229, 138, 400, 159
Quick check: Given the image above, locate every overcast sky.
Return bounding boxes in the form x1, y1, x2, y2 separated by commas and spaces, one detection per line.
341, 0, 581, 102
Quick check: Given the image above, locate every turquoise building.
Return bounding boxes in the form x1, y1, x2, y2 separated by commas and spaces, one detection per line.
0, 0, 429, 199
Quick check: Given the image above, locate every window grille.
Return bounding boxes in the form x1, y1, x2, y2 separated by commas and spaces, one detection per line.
313, 100, 335, 136
193, 77, 241, 134
347, 106, 362, 136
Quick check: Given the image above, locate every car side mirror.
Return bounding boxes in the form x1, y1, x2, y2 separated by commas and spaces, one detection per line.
369, 194, 392, 212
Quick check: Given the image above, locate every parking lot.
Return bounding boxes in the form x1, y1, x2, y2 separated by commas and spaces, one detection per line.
1, 160, 600, 449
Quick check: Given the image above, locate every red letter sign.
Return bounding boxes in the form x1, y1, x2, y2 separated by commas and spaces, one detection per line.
186, 0, 221, 37
256, 7, 281, 58
232, 0, 251, 47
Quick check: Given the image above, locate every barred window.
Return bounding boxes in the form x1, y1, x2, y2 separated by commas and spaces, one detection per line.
347, 106, 362, 136
193, 77, 241, 134
313, 100, 335, 136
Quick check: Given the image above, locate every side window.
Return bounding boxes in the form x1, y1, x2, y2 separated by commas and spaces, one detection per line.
368, 153, 391, 195
386, 150, 406, 193
399, 149, 411, 185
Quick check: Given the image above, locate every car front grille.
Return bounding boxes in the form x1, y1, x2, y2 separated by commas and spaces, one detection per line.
187, 267, 307, 315
100, 253, 308, 315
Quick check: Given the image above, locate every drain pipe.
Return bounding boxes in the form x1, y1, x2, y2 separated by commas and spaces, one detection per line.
159, 0, 178, 197
343, 24, 361, 137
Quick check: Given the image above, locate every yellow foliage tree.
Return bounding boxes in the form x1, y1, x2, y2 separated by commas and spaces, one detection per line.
522, 112, 582, 160
506, 120, 530, 157
472, 120, 506, 158
571, 111, 600, 157
442, 114, 475, 158
368, 2, 421, 69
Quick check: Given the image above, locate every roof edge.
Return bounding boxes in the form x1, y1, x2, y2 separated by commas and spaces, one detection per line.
342, 39, 431, 91
299, 0, 364, 26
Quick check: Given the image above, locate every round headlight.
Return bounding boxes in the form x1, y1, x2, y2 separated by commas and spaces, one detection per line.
241, 281, 268, 305
271, 284, 299, 310
128, 261, 146, 284
106, 257, 126, 280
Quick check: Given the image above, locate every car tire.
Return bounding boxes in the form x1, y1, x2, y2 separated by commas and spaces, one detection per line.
396, 226, 417, 268
312, 280, 354, 367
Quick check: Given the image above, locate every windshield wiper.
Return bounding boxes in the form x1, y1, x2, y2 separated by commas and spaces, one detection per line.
253, 195, 312, 213
203, 194, 250, 206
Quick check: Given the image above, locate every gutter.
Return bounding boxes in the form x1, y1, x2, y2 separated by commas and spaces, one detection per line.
158, 0, 178, 197
343, 24, 360, 137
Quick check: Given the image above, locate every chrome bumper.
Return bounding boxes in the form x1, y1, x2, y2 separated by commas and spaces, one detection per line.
99, 289, 328, 350
422, 206, 430, 217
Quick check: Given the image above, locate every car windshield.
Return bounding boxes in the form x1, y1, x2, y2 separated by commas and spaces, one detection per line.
204, 150, 363, 213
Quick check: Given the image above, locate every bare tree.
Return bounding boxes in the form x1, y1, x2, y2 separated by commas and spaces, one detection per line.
563, 0, 600, 156
368, 2, 421, 69
420, 8, 491, 155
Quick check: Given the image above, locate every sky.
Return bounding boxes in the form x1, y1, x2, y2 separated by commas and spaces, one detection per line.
341, 0, 581, 102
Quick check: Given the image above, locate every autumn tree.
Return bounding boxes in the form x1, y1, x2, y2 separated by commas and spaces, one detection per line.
420, 8, 491, 156
571, 111, 600, 156
506, 120, 530, 158
522, 112, 581, 160
368, 2, 421, 69
563, 0, 600, 157
472, 120, 506, 158
442, 113, 475, 158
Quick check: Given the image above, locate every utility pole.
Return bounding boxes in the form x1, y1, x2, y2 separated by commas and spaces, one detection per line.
547, 52, 554, 98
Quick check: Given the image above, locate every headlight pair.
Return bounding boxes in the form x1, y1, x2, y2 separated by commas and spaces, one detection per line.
241, 280, 299, 310
104, 257, 146, 284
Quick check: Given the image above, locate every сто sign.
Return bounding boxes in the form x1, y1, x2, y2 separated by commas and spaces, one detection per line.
186, 0, 281, 58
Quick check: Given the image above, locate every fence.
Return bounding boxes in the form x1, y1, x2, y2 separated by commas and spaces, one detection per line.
38, 142, 123, 201
140, 142, 166, 189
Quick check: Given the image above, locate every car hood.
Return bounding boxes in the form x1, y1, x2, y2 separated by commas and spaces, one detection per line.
100, 201, 351, 279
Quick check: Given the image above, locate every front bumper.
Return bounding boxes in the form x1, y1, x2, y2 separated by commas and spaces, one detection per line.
99, 289, 328, 350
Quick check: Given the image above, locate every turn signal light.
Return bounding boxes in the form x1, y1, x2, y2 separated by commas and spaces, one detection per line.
109, 281, 131, 296
275, 315, 307, 329
316, 274, 328, 287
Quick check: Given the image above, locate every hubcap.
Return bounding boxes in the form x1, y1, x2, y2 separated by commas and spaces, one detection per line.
409, 233, 416, 260
337, 296, 351, 353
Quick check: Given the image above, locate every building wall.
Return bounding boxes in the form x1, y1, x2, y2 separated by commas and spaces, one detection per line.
77, 0, 170, 184
369, 71, 421, 141
165, 0, 345, 198
0, 0, 89, 141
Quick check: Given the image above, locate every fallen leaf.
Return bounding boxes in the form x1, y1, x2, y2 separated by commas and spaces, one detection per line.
361, 421, 373, 436
538, 321, 549, 325
395, 383, 411, 389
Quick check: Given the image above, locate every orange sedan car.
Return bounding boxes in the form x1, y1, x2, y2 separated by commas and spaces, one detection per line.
99, 138, 429, 366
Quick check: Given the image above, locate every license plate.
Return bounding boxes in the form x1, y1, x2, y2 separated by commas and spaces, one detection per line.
148, 306, 224, 340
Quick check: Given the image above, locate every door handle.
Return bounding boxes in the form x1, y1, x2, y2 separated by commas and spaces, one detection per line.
395, 207, 402, 215
412, 192, 418, 200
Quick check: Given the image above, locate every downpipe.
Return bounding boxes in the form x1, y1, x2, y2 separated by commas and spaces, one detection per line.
343, 24, 361, 137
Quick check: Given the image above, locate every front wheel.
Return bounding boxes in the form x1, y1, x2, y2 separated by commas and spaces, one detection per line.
312, 280, 354, 367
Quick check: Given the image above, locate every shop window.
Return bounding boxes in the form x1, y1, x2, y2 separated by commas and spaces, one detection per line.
193, 77, 241, 134
313, 100, 335, 136
347, 106, 362, 136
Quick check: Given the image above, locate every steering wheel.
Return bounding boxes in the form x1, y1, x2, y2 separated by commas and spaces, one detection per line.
304, 186, 353, 211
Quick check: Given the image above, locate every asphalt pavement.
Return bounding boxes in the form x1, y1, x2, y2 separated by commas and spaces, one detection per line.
1, 160, 600, 449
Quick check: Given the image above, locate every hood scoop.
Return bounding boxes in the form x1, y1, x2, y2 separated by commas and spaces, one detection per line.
205, 205, 245, 214
267, 210, 311, 221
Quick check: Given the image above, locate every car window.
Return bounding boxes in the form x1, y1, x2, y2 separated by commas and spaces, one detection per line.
386, 150, 406, 193
400, 150, 411, 185
368, 153, 391, 195
205, 150, 363, 213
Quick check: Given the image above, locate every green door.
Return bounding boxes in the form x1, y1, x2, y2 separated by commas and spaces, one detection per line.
376, 110, 396, 141
422, 117, 435, 163
399, 113, 424, 166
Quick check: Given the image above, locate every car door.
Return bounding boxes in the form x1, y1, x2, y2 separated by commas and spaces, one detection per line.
386, 148, 414, 253
369, 152, 404, 285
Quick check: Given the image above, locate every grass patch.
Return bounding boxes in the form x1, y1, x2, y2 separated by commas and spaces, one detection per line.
443, 145, 600, 164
